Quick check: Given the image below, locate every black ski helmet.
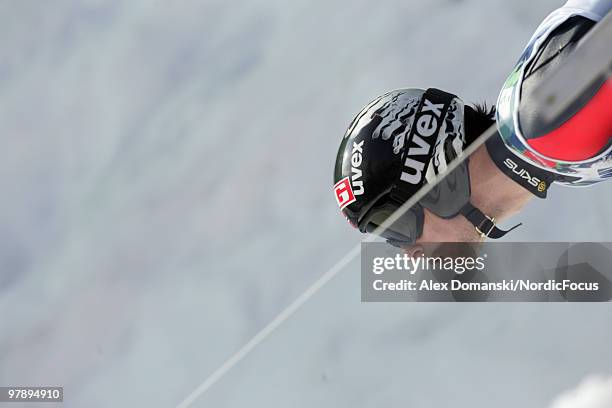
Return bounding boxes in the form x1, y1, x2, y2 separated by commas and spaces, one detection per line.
333, 88, 466, 229
333, 87, 521, 243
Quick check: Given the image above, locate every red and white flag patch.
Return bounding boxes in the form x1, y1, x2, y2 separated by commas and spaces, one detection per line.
333, 177, 356, 210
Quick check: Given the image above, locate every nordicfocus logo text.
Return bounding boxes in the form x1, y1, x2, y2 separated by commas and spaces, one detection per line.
350, 140, 365, 195
400, 99, 444, 184
503, 158, 545, 189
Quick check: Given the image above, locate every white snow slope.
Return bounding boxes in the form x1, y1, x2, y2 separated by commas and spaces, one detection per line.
0, 1, 611, 407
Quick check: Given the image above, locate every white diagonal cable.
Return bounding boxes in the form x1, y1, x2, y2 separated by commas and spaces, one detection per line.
174, 245, 360, 408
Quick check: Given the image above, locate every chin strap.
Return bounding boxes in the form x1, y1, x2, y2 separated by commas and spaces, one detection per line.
460, 202, 522, 239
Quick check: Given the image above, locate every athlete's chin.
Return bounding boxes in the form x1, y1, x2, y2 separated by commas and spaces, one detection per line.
403, 245, 425, 258
403, 241, 484, 259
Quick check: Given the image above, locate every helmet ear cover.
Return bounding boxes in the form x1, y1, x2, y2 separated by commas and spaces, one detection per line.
418, 158, 472, 219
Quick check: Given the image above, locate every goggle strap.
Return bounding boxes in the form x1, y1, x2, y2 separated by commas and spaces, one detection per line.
390, 88, 457, 204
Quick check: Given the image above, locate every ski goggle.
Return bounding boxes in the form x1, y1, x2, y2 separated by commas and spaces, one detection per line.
358, 160, 472, 246
358, 166, 519, 246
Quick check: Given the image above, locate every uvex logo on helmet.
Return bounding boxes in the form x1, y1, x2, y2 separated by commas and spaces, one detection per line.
400, 99, 445, 185
350, 140, 365, 195
333, 139, 365, 211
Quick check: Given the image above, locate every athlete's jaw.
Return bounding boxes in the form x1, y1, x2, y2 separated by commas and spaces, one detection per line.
416, 209, 482, 244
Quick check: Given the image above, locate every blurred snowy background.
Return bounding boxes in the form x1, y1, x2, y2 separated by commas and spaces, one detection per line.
1, 0, 611, 407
